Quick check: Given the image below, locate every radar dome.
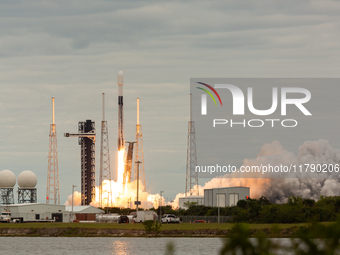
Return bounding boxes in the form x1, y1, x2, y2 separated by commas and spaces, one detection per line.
0, 170, 16, 188
18, 170, 37, 189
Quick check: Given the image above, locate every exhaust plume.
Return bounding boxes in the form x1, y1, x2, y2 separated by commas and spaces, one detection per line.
172, 139, 340, 208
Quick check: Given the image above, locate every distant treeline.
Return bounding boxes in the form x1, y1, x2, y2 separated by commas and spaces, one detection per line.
177, 196, 340, 223
101, 196, 340, 223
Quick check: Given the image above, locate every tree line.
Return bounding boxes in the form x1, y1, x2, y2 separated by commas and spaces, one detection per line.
101, 195, 340, 223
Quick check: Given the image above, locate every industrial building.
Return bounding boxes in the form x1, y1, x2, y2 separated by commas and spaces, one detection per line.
179, 187, 249, 209
179, 196, 204, 209
0, 204, 104, 223
204, 187, 250, 207
0, 203, 69, 222
65, 205, 104, 221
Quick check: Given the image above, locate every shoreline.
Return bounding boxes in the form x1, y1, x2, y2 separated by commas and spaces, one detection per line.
0, 222, 333, 238
0, 226, 298, 237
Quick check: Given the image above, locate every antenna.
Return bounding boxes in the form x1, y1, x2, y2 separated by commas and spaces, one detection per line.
52, 97, 55, 125
190, 93, 192, 122
102, 93, 105, 121
137, 98, 140, 132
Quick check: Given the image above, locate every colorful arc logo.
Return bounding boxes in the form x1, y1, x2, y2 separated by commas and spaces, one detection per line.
196, 82, 223, 106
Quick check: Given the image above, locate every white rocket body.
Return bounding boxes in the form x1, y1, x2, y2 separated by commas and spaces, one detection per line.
117, 70, 124, 151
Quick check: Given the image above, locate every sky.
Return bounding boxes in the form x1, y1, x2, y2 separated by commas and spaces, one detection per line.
0, 0, 340, 204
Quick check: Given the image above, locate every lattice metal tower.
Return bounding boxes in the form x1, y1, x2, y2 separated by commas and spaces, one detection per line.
99, 93, 111, 208
0, 189, 14, 205
18, 188, 37, 203
134, 98, 146, 191
185, 94, 199, 196
46, 97, 60, 204
65, 120, 96, 205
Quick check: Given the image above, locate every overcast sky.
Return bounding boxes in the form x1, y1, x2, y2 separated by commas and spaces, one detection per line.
0, 0, 340, 204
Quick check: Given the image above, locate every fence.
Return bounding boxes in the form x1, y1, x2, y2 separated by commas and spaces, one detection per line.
178, 215, 232, 223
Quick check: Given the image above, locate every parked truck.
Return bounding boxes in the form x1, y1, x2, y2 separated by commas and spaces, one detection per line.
134, 211, 158, 223
0, 211, 22, 223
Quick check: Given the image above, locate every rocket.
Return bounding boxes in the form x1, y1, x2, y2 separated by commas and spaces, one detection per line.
117, 70, 125, 151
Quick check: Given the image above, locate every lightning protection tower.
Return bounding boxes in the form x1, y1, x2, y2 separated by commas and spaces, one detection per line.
133, 98, 146, 191
99, 93, 111, 208
46, 97, 60, 204
65, 120, 96, 205
185, 94, 199, 196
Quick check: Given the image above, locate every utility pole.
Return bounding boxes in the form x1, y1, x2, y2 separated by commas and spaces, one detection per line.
159, 190, 164, 222
218, 187, 220, 224
135, 161, 141, 213
72, 185, 76, 221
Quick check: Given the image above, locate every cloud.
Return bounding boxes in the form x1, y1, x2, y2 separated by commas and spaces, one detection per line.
1, 1, 340, 203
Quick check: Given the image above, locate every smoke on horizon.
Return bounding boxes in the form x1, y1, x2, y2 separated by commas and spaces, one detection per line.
172, 139, 340, 208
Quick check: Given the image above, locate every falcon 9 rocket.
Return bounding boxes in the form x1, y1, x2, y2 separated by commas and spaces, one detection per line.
117, 70, 124, 151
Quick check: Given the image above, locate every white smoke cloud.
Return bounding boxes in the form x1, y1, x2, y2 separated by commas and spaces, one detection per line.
65, 191, 82, 206
64, 180, 166, 209
171, 139, 340, 208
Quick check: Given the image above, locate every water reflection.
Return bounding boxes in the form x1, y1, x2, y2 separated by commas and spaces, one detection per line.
112, 240, 129, 255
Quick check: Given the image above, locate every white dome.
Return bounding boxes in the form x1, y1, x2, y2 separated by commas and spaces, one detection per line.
0, 170, 16, 188
18, 170, 37, 189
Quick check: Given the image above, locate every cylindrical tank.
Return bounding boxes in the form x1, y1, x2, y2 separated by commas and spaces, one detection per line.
17, 170, 37, 189
96, 213, 120, 223
0, 170, 16, 188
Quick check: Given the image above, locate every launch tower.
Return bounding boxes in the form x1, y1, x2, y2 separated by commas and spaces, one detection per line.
46, 97, 60, 204
134, 98, 146, 191
185, 94, 199, 196
99, 93, 111, 208
65, 120, 96, 205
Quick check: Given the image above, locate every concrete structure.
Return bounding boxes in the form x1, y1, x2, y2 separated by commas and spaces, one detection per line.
65, 205, 104, 221
179, 196, 204, 209
0, 203, 71, 222
204, 187, 250, 207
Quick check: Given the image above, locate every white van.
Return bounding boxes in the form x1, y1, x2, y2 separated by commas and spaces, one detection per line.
134, 211, 158, 223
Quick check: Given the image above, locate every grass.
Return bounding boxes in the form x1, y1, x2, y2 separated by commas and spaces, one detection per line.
0, 222, 337, 237
0, 222, 335, 230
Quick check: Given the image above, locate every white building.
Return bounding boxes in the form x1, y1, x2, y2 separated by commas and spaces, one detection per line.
65, 205, 104, 221
0, 204, 105, 222
204, 187, 250, 207
179, 196, 204, 209
0, 203, 71, 222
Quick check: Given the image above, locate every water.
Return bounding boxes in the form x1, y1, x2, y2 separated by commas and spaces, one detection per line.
0, 237, 309, 255
0, 237, 225, 255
